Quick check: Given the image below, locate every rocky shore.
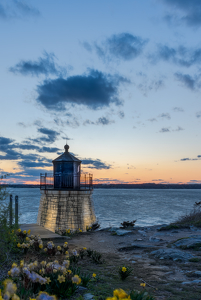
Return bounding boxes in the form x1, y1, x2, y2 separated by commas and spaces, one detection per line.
64, 224, 201, 298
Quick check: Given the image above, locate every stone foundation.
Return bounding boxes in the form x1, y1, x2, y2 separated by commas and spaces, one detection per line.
37, 189, 96, 232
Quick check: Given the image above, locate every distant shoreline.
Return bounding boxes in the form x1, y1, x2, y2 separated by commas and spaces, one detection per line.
3, 183, 201, 189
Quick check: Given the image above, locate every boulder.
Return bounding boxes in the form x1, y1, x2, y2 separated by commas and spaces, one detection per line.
173, 235, 201, 249
151, 248, 194, 261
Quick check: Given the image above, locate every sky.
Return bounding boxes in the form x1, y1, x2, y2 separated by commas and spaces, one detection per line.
0, 0, 201, 185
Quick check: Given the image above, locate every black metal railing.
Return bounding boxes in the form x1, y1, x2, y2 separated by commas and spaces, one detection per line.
40, 173, 93, 190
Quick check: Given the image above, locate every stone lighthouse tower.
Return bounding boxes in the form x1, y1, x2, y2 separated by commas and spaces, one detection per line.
37, 144, 96, 232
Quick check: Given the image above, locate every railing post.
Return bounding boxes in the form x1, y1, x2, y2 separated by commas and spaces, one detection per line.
9, 194, 13, 227
45, 173, 47, 190
15, 195, 18, 226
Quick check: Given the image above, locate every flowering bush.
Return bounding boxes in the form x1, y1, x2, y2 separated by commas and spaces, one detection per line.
106, 288, 154, 300
6, 257, 83, 299
118, 266, 133, 281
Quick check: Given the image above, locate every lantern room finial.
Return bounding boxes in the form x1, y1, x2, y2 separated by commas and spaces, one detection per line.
64, 143, 69, 152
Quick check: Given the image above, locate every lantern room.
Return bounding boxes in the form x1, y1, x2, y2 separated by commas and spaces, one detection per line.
40, 144, 93, 190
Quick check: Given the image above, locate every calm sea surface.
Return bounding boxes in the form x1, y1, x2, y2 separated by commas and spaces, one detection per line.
5, 188, 201, 228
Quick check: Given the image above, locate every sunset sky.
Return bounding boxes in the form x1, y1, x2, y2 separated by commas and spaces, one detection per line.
0, 0, 201, 184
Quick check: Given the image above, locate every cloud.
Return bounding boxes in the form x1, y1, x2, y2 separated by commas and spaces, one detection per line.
158, 113, 171, 119
83, 116, 115, 126
100, 33, 148, 61
36, 127, 60, 143
84, 33, 148, 62
37, 69, 128, 111
151, 44, 201, 67
152, 179, 164, 181
148, 118, 157, 122
137, 79, 164, 96
196, 111, 201, 118
0, 137, 14, 145
161, 0, 201, 27
180, 155, 201, 161
175, 72, 201, 90
18, 160, 52, 169
81, 158, 112, 169
82, 41, 92, 52
10, 52, 64, 77
159, 127, 170, 133
0, 0, 40, 20
118, 111, 125, 119
174, 126, 184, 131
173, 107, 184, 112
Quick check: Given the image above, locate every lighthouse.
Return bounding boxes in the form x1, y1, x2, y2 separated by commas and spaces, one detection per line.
37, 144, 96, 232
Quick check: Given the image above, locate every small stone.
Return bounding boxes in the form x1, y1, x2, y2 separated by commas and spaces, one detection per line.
116, 229, 132, 236
84, 293, 94, 300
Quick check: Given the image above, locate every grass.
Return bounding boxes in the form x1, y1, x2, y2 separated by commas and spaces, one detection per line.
158, 203, 201, 231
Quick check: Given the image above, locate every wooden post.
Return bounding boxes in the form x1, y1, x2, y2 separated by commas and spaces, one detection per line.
9, 194, 13, 227
15, 195, 18, 225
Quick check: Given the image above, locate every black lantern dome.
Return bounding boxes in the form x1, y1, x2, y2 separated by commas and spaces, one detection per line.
52, 144, 81, 189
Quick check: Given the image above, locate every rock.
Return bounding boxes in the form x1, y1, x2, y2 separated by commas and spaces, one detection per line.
151, 249, 194, 261
190, 226, 198, 232
138, 230, 147, 237
182, 280, 201, 285
77, 286, 87, 294
116, 229, 132, 236
149, 236, 163, 242
83, 293, 94, 300
173, 235, 201, 249
194, 271, 201, 276
171, 230, 179, 233
108, 227, 119, 232
118, 244, 153, 251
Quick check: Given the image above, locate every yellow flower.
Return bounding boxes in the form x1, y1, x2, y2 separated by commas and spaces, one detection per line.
17, 229, 21, 233
8, 271, 11, 276
23, 230, 26, 234
39, 269, 42, 274
33, 261, 38, 267
25, 237, 30, 242
57, 275, 65, 284
27, 229, 31, 235
140, 283, 146, 287
39, 244, 43, 249
92, 273, 96, 278
79, 228, 82, 232
17, 243, 21, 248
57, 246, 61, 251
12, 263, 17, 268
64, 241, 68, 245
83, 247, 87, 250
106, 297, 117, 300
67, 269, 72, 274
41, 261, 46, 267
53, 269, 57, 273
11, 230, 14, 233
44, 248, 47, 252
20, 260, 24, 267
72, 275, 81, 285
45, 277, 51, 284
113, 289, 128, 299
121, 267, 127, 272
12, 294, 20, 300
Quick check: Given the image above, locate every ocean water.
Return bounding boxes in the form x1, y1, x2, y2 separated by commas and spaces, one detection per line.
5, 188, 201, 228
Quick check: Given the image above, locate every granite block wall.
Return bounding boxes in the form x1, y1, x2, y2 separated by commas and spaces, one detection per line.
37, 190, 96, 232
